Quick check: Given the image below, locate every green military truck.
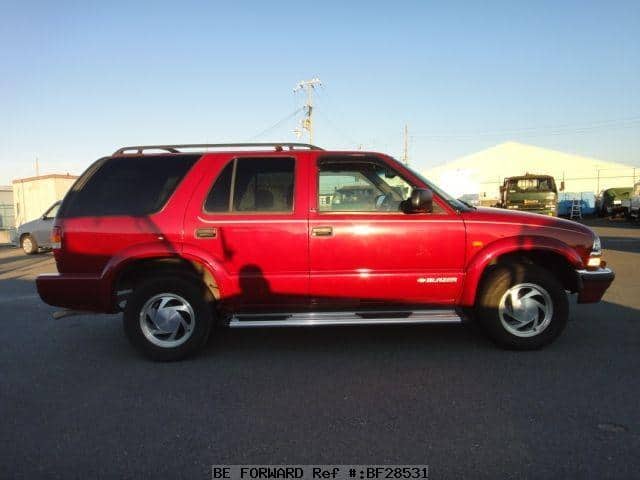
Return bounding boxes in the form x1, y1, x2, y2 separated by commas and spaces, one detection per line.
499, 174, 558, 216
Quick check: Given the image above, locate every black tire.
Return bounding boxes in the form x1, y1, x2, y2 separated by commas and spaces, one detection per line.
21, 234, 38, 255
123, 277, 213, 361
475, 263, 568, 350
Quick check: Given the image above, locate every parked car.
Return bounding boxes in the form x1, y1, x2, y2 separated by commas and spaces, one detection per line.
16, 201, 61, 254
458, 193, 480, 207
330, 185, 377, 211
498, 174, 558, 216
629, 182, 640, 221
596, 187, 632, 218
36, 143, 614, 361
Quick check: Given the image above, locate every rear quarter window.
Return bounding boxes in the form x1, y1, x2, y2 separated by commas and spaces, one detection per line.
60, 154, 199, 217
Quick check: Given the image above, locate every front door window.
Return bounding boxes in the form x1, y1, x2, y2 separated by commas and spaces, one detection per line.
318, 162, 412, 213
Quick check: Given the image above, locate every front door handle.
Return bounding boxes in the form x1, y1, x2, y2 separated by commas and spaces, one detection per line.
312, 226, 333, 237
195, 227, 217, 238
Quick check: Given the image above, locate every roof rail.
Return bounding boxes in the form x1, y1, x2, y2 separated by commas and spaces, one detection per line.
113, 143, 323, 155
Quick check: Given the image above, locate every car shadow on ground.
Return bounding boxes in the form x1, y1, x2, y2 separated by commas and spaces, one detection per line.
1, 243, 637, 362
0, 268, 637, 364
199, 299, 638, 360
205, 322, 486, 358
0, 246, 53, 265
0, 249, 55, 281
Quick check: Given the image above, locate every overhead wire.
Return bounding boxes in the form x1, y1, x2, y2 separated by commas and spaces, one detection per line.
411, 116, 640, 140
249, 108, 303, 141
313, 89, 360, 147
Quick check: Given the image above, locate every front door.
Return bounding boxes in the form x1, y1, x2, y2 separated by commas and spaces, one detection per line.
309, 156, 465, 309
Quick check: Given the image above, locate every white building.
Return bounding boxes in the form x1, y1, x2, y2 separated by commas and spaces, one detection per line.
0, 185, 14, 244
427, 142, 638, 201
13, 174, 78, 227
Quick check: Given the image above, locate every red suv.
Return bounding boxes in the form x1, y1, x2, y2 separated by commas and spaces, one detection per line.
37, 143, 614, 360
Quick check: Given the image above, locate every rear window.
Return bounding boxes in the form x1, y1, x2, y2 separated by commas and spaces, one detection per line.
60, 154, 199, 217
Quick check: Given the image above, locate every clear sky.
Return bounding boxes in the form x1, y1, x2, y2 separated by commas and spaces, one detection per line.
1, 0, 639, 184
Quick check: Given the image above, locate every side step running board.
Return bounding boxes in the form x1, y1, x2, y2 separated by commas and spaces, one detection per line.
229, 310, 462, 328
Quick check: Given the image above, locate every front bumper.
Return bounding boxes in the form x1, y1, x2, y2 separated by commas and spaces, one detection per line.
576, 268, 615, 303
36, 273, 113, 312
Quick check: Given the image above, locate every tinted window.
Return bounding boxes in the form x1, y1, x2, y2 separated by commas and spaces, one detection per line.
204, 157, 295, 213
61, 154, 198, 217
204, 162, 233, 212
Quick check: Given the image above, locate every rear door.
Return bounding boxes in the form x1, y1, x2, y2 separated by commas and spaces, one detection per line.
184, 153, 310, 311
308, 155, 466, 309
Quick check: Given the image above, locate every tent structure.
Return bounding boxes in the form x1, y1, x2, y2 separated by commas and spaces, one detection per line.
426, 142, 638, 201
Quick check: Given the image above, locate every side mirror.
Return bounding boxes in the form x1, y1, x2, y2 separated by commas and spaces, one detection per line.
405, 188, 433, 213
499, 185, 505, 194
560, 181, 565, 191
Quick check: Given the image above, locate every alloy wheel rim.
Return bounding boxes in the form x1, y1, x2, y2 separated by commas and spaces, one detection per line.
498, 283, 553, 338
139, 293, 195, 348
23, 238, 32, 252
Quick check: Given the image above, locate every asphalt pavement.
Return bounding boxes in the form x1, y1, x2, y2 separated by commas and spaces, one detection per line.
1, 219, 638, 479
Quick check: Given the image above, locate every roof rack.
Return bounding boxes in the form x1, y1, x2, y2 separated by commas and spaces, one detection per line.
113, 142, 323, 155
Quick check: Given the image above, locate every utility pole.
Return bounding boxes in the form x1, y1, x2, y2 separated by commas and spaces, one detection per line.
35, 156, 40, 177
293, 77, 322, 143
402, 124, 409, 165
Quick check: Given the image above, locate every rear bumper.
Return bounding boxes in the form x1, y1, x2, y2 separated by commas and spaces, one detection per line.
36, 274, 113, 312
576, 268, 615, 303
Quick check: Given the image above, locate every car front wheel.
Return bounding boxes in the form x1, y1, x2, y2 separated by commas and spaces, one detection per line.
475, 263, 568, 350
123, 277, 213, 361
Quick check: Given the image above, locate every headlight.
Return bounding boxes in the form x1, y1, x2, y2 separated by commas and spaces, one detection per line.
545, 204, 556, 208
592, 235, 602, 256
613, 200, 622, 205
507, 205, 519, 209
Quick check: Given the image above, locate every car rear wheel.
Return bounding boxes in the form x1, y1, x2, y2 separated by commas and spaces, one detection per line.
21, 234, 38, 255
475, 263, 568, 350
123, 277, 213, 361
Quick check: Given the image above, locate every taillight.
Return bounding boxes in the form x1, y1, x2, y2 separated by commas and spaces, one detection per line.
51, 226, 62, 248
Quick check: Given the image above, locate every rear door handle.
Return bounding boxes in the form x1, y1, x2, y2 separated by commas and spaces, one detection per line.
195, 227, 217, 238
312, 226, 333, 237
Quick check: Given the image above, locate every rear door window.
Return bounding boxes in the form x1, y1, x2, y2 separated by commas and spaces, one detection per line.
61, 154, 199, 217
204, 157, 295, 213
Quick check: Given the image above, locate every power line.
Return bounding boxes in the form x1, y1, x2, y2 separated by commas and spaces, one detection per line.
315, 108, 359, 147
249, 108, 303, 141
402, 124, 409, 165
411, 116, 640, 140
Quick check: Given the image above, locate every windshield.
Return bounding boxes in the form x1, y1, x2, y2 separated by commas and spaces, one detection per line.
403, 163, 472, 211
507, 177, 556, 193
